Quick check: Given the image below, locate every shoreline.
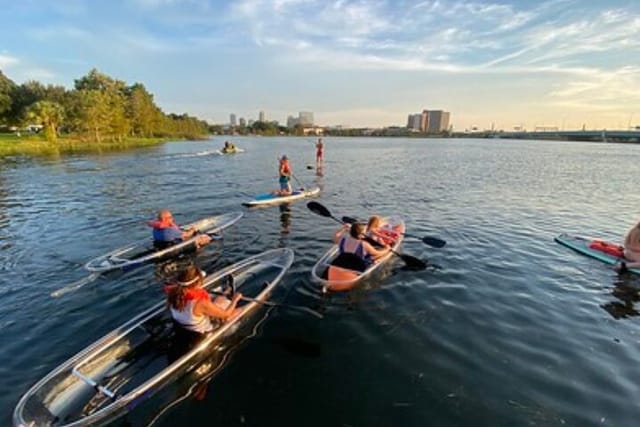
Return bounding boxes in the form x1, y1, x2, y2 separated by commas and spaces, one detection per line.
0, 134, 209, 157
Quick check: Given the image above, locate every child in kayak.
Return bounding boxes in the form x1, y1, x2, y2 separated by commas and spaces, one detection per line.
615, 220, 640, 272
149, 209, 211, 249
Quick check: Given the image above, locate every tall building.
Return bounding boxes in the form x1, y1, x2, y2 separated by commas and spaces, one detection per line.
239, 117, 246, 127
299, 111, 314, 127
259, 111, 265, 122
230, 113, 237, 126
407, 114, 422, 130
286, 115, 298, 128
426, 110, 450, 133
408, 109, 451, 133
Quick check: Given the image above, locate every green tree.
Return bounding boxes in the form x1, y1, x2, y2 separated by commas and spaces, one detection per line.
0, 70, 16, 124
25, 101, 64, 142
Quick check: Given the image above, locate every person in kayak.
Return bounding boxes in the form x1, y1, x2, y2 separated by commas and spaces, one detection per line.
276, 154, 293, 196
366, 215, 401, 246
166, 265, 243, 333
615, 221, 640, 272
149, 209, 211, 249
329, 222, 390, 272
315, 138, 324, 167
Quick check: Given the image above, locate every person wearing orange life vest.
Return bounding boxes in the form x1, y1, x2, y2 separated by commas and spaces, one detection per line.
615, 220, 640, 272
276, 154, 292, 196
165, 264, 243, 335
148, 209, 211, 249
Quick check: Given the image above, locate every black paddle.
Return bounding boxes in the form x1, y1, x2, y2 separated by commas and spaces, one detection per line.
306, 201, 427, 270
341, 216, 446, 248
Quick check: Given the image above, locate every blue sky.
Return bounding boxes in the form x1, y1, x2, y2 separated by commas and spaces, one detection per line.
1, 0, 638, 130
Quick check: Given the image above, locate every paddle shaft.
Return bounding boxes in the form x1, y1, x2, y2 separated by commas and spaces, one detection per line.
212, 291, 323, 318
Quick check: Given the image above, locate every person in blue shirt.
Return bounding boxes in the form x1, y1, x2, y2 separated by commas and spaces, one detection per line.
149, 209, 211, 249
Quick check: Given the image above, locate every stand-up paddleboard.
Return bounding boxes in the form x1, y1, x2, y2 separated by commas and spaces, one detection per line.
555, 233, 639, 274
243, 187, 320, 208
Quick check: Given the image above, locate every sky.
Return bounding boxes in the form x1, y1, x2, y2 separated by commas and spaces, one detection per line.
0, 0, 639, 131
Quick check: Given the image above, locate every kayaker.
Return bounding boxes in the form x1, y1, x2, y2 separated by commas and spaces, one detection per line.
149, 209, 211, 249
615, 221, 640, 272
366, 215, 400, 246
329, 222, 390, 272
315, 138, 324, 167
165, 265, 243, 333
276, 154, 292, 196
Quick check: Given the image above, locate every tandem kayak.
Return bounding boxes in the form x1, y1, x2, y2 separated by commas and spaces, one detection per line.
242, 187, 320, 207
14, 248, 295, 427
555, 233, 640, 275
311, 216, 405, 292
84, 212, 243, 273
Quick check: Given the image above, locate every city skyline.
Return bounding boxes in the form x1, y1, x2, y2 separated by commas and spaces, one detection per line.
0, 1, 638, 130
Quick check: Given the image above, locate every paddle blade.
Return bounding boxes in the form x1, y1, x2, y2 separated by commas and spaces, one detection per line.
341, 216, 359, 224
396, 252, 428, 270
422, 236, 446, 248
307, 201, 331, 218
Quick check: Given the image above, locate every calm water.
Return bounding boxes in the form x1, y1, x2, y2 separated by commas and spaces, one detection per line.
1, 137, 639, 427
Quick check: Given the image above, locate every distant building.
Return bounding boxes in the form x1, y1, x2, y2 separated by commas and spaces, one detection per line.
426, 110, 450, 133
230, 113, 237, 126
259, 111, 265, 122
287, 116, 299, 128
299, 111, 314, 127
239, 117, 246, 127
407, 114, 422, 130
407, 109, 450, 133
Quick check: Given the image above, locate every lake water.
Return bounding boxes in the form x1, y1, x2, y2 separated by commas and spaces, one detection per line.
1, 137, 639, 427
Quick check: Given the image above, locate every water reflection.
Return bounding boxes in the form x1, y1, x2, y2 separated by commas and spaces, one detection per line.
601, 275, 640, 319
279, 203, 291, 238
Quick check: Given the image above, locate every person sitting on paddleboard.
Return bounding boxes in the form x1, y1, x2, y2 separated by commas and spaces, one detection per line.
276, 154, 292, 196
165, 265, 243, 334
331, 222, 390, 272
615, 220, 640, 272
149, 209, 211, 249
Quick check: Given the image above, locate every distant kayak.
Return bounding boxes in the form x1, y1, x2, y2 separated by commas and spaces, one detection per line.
243, 187, 320, 207
219, 147, 244, 154
555, 233, 639, 274
84, 212, 243, 273
311, 216, 405, 292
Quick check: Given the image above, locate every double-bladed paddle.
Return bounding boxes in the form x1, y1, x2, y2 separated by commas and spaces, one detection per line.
306, 201, 428, 270
341, 216, 446, 248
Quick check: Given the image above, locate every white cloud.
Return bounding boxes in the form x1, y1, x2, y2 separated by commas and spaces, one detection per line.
0, 54, 19, 69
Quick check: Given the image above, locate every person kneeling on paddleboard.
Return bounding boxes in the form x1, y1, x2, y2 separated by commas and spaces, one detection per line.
276, 155, 292, 196
149, 209, 211, 249
615, 220, 640, 272
329, 222, 390, 274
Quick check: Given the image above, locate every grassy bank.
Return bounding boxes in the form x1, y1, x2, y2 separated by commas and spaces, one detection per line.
0, 133, 199, 157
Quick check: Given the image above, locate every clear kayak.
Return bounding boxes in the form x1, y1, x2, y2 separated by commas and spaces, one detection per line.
14, 248, 295, 427
84, 212, 243, 273
242, 187, 320, 207
555, 233, 639, 274
311, 216, 405, 292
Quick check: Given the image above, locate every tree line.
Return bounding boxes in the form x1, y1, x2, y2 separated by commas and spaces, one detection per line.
0, 68, 209, 142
